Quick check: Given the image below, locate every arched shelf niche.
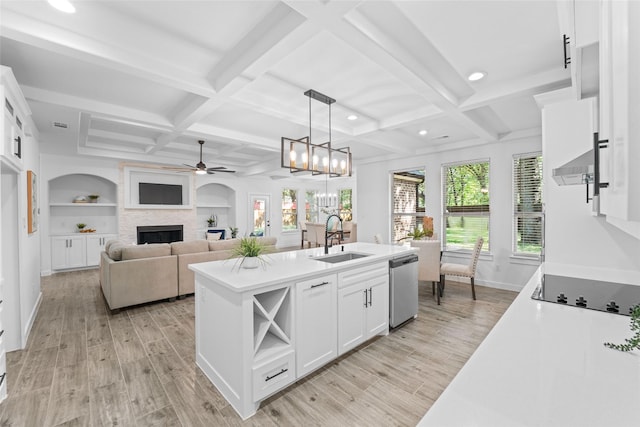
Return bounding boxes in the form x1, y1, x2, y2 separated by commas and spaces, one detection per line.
48, 173, 118, 235
196, 183, 236, 237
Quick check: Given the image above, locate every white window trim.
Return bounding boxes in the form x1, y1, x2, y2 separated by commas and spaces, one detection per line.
281, 187, 299, 231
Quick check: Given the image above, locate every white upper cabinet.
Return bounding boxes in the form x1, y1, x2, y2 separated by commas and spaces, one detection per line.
1, 66, 30, 171
598, 0, 640, 237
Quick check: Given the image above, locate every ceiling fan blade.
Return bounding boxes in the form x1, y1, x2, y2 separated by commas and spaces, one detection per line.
207, 166, 228, 170
182, 163, 196, 169
208, 168, 235, 173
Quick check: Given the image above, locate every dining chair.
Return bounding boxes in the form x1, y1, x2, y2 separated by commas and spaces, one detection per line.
342, 223, 357, 243
439, 237, 483, 301
299, 222, 310, 248
410, 239, 442, 304
305, 222, 319, 247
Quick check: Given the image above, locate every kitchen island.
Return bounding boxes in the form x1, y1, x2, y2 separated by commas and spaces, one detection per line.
189, 242, 416, 419
418, 266, 640, 426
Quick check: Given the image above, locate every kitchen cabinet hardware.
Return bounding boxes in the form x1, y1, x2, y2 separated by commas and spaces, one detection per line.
363, 289, 367, 307
594, 133, 610, 190
563, 34, 571, 69
0, 330, 3, 337
606, 301, 620, 313
0, 373, 5, 387
576, 296, 588, 308
13, 135, 21, 158
368, 288, 372, 307
265, 368, 288, 382
310, 281, 329, 288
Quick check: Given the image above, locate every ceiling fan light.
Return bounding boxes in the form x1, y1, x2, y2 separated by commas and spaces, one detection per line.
195, 169, 207, 175
419, 129, 428, 136
347, 114, 358, 121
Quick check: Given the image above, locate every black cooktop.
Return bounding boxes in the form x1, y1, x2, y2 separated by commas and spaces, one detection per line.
532, 274, 640, 316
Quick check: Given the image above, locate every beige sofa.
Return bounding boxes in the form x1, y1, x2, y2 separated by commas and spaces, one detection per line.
100, 237, 278, 310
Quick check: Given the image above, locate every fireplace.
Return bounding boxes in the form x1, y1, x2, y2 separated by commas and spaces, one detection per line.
137, 225, 183, 244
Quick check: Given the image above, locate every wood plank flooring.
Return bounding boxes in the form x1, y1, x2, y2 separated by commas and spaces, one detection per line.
0, 269, 516, 426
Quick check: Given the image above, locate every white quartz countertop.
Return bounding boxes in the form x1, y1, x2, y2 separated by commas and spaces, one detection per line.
189, 242, 416, 293
418, 266, 640, 427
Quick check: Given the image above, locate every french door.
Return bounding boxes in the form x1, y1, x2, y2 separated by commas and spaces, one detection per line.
249, 194, 271, 237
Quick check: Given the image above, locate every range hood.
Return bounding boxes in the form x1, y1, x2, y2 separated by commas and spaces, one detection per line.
552, 149, 594, 185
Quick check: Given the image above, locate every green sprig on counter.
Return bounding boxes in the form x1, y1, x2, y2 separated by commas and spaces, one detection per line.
604, 304, 640, 352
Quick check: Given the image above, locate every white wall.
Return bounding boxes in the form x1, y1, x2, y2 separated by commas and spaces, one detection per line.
541, 97, 640, 283
357, 137, 543, 291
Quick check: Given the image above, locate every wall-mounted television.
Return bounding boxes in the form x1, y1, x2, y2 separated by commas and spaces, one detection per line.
139, 182, 183, 205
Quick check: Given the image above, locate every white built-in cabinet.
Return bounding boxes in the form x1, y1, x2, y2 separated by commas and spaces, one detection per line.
49, 174, 118, 270
51, 235, 86, 270
51, 233, 117, 270
337, 263, 389, 355
295, 274, 337, 377
1, 67, 27, 171
597, 0, 640, 235
196, 183, 235, 238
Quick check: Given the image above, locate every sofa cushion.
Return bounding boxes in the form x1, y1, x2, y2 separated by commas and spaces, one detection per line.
209, 239, 240, 251
121, 243, 171, 260
108, 242, 128, 261
104, 239, 122, 254
171, 240, 209, 255
206, 232, 221, 241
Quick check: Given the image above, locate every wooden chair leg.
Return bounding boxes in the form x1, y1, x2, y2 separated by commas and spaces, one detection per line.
436, 280, 440, 305
439, 274, 445, 297
431, 281, 435, 295
471, 277, 476, 300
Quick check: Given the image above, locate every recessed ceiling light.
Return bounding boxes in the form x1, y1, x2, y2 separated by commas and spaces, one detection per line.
468, 71, 486, 81
48, 0, 76, 13
347, 115, 358, 121
418, 130, 428, 136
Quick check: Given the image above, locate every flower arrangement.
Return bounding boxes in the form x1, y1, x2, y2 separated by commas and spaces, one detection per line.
229, 226, 238, 239
207, 213, 217, 227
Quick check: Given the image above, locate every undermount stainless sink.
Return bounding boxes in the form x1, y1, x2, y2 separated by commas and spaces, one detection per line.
313, 252, 371, 264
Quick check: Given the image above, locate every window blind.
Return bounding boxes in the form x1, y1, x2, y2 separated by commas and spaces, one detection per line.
512, 153, 543, 257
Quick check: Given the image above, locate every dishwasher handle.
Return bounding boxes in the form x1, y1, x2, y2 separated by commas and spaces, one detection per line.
389, 254, 418, 268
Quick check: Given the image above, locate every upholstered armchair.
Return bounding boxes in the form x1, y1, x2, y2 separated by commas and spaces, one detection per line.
439, 237, 484, 301
410, 240, 442, 303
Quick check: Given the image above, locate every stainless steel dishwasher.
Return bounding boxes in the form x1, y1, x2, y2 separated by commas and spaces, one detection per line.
389, 254, 419, 328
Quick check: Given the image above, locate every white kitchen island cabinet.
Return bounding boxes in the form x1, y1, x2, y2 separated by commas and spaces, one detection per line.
190, 242, 416, 419
337, 262, 389, 355
295, 273, 337, 377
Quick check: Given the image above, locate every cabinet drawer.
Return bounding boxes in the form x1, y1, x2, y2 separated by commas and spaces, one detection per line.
252, 350, 295, 401
338, 262, 388, 289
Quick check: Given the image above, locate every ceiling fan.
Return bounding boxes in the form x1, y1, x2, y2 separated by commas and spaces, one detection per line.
183, 140, 236, 175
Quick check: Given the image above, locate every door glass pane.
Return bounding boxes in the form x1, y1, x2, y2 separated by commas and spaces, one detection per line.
252, 198, 266, 236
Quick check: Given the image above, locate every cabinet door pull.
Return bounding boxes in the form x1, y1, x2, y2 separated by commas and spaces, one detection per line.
363, 289, 368, 307
0, 373, 5, 387
368, 288, 372, 307
0, 330, 4, 337
310, 281, 329, 288
65, 239, 69, 248
265, 368, 288, 382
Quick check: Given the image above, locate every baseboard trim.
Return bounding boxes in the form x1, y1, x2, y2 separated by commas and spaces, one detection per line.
22, 291, 42, 349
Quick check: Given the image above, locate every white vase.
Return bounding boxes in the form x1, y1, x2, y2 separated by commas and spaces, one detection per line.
242, 257, 259, 269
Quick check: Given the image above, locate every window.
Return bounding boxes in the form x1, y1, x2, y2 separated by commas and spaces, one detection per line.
513, 153, 543, 257
392, 169, 425, 243
305, 190, 319, 223
339, 189, 352, 221
281, 188, 298, 231
442, 161, 489, 251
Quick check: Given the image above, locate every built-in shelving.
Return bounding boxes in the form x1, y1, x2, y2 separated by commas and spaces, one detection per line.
196, 183, 236, 234
49, 203, 118, 207
252, 287, 292, 363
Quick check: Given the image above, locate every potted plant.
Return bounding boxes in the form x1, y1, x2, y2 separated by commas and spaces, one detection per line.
424, 228, 434, 238
207, 214, 217, 227
402, 228, 426, 241
604, 304, 640, 352
229, 226, 238, 239
76, 223, 86, 231
87, 194, 100, 203
230, 236, 268, 269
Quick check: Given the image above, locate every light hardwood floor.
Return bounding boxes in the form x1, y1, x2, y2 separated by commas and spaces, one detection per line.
0, 269, 516, 426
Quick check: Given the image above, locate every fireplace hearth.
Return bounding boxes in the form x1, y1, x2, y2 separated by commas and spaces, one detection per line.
137, 225, 183, 244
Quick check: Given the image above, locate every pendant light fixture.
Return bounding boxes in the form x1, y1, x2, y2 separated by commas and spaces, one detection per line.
281, 89, 352, 177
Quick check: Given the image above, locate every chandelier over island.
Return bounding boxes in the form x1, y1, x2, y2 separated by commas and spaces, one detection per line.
281, 89, 352, 177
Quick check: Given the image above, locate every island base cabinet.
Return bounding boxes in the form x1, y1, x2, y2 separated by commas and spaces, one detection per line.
295, 274, 337, 377
252, 350, 295, 401
337, 263, 389, 355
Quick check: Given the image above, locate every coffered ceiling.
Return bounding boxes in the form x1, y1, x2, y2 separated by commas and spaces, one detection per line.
0, 0, 570, 177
